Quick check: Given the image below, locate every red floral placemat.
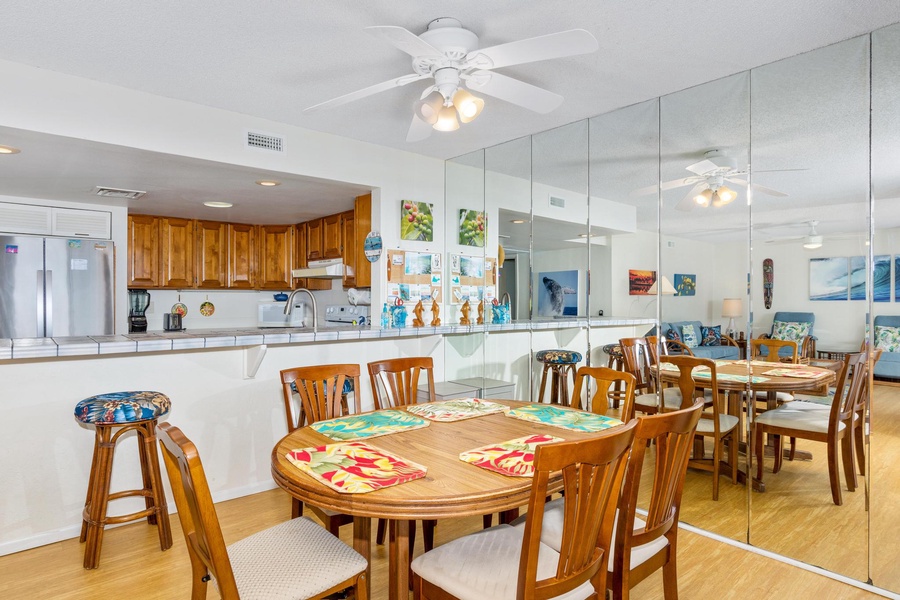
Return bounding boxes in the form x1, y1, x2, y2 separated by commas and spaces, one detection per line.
459, 433, 564, 477
286, 441, 427, 494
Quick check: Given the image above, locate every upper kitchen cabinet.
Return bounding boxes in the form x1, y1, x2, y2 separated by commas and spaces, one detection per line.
195, 220, 228, 288
351, 193, 372, 288
257, 224, 294, 290
341, 209, 356, 288
227, 223, 256, 289
159, 216, 195, 288
293, 222, 330, 291
322, 213, 342, 259
306, 218, 324, 261
127, 214, 159, 288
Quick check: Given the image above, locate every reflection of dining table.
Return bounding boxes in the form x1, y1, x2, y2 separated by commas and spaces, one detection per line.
271, 400, 618, 600
654, 359, 836, 490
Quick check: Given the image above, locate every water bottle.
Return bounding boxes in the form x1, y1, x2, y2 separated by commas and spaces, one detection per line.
380, 303, 390, 329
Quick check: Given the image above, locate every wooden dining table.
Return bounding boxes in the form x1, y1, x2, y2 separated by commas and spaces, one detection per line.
271, 399, 612, 600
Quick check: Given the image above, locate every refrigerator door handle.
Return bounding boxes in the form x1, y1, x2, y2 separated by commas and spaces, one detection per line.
36, 270, 44, 336
45, 270, 53, 338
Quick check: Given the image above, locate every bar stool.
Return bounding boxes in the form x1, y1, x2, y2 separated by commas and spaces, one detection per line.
74, 390, 173, 569
602, 343, 626, 408
535, 349, 582, 406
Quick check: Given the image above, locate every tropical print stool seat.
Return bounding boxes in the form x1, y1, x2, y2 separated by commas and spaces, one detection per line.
535, 350, 583, 406
74, 390, 172, 569
75, 390, 171, 424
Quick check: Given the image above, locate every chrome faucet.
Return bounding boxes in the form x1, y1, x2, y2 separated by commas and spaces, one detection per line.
501, 292, 512, 308
283, 288, 317, 332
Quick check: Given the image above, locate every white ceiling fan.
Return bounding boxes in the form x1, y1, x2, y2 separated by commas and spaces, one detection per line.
633, 150, 796, 211
303, 18, 599, 142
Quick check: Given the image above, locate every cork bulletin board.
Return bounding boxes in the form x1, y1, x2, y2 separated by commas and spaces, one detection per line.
386, 250, 442, 303
448, 253, 497, 305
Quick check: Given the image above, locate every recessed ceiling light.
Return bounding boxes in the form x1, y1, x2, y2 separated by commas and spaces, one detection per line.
204, 201, 233, 208
0, 145, 21, 154
256, 180, 281, 187
510, 219, 527, 224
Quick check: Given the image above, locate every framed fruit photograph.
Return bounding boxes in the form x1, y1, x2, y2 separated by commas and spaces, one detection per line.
458, 209, 486, 247
400, 200, 434, 242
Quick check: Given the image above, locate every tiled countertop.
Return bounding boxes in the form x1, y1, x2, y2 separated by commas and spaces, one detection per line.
0, 317, 652, 361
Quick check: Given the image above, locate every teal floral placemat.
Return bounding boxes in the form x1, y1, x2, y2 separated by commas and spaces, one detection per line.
693, 371, 769, 383
506, 404, 623, 432
310, 409, 429, 441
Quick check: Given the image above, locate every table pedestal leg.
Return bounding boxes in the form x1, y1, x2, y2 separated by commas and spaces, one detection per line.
353, 516, 371, 599
388, 518, 410, 600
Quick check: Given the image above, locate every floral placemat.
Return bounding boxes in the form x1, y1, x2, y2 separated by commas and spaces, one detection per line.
286, 441, 427, 494
405, 398, 507, 422
506, 404, 623, 432
459, 434, 564, 477
310, 409, 429, 441
761, 368, 829, 379
693, 371, 770, 383
749, 360, 804, 368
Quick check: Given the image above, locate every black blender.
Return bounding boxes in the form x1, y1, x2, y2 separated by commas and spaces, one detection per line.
128, 289, 150, 333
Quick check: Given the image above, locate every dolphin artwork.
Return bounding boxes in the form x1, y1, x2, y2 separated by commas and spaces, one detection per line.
541, 276, 576, 316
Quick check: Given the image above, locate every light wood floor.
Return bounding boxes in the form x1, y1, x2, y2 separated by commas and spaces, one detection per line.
0, 487, 883, 600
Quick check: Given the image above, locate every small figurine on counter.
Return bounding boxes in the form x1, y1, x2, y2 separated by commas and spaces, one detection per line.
460, 299, 471, 325
412, 300, 425, 327
476, 299, 484, 325
430, 301, 441, 326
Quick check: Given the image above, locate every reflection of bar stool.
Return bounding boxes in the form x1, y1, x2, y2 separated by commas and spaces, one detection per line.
74, 391, 173, 569
602, 343, 626, 408
535, 349, 582, 406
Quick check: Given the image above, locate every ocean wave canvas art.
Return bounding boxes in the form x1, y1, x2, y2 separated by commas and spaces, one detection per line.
809, 257, 849, 301
850, 255, 890, 301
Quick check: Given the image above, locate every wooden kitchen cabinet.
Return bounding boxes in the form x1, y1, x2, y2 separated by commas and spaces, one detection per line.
293, 223, 330, 291
258, 224, 294, 290
353, 193, 372, 288
322, 213, 342, 259
340, 209, 356, 288
127, 214, 159, 288
159, 217, 195, 288
195, 220, 228, 288
306, 218, 324, 261
227, 223, 256, 289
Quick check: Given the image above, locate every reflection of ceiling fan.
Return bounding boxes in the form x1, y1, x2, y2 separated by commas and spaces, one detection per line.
633, 150, 795, 211
303, 18, 598, 142
756, 220, 825, 248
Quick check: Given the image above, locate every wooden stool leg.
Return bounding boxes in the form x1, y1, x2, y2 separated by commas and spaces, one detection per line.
83, 425, 115, 569
550, 367, 561, 405
537, 363, 551, 404
80, 430, 102, 543
139, 421, 172, 551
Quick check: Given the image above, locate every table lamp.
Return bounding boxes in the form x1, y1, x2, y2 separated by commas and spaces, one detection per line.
722, 298, 743, 338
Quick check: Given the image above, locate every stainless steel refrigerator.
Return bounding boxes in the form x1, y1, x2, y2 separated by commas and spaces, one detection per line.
0, 235, 115, 338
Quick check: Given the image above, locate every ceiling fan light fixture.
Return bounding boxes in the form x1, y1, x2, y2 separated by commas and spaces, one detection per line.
803, 235, 823, 250
433, 105, 460, 132
711, 185, 736, 207
452, 89, 484, 123
694, 188, 712, 206
414, 90, 444, 125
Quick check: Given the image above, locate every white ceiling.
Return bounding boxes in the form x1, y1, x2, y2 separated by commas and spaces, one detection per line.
0, 1, 898, 228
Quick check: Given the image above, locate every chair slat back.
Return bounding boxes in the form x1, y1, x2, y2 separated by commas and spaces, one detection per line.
519, 421, 637, 599
619, 337, 657, 394
750, 339, 799, 363
283, 364, 361, 426
831, 353, 866, 430
367, 357, 435, 408
660, 354, 724, 433
571, 365, 636, 422
157, 423, 239, 598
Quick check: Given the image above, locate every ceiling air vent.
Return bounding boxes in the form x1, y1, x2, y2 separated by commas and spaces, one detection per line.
549, 195, 566, 209
245, 130, 284, 153
94, 187, 146, 200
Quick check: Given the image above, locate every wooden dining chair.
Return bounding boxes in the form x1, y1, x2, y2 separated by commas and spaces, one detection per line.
410, 420, 637, 600
754, 352, 866, 505
571, 365, 636, 422
157, 422, 369, 600
367, 357, 437, 551
620, 336, 681, 415
661, 355, 738, 501
609, 400, 704, 600
278, 365, 360, 535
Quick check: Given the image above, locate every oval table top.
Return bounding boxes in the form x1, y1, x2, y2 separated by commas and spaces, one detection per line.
271, 399, 610, 521
654, 359, 836, 394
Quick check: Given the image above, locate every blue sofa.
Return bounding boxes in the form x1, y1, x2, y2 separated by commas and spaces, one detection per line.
873, 315, 900, 379
758, 311, 816, 361
656, 320, 740, 360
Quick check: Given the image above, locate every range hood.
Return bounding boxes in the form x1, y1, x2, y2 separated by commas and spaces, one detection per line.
292, 258, 352, 279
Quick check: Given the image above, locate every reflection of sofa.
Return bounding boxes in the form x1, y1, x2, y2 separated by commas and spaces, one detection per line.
656, 320, 740, 360
873, 315, 900, 379
758, 311, 816, 362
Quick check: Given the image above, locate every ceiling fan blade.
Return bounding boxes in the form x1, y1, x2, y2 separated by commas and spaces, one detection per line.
675, 183, 706, 212
364, 26, 444, 58
465, 29, 598, 70
304, 73, 429, 112
630, 177, 699, 197
725, 177, 788, 198
464, 71, 562, 113
406, 113, 433, 142
685, 159, 719, 176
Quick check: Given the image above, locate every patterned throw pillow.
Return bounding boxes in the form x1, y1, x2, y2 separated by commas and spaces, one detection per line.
665, 328, 682, 352
772, 320, 811, 342
681, 324, 699, 348
875, 325, 900, 353
700, 325, 721, 347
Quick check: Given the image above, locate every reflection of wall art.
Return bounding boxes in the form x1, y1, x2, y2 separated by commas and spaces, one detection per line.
674, 274, 696, 296
537, 270, 578, 317
895, 256, 900, 302
459, 256, 484, 278
809, 257, 849, 301
404, 252, 433, 276
450, 254, 460, 273
850, 255, 890, 301
400, 200, 434, 242
458, 209, 486, 247
628, 270, 656, 295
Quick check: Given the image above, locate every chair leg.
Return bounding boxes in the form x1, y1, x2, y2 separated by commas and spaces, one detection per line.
729, 432, 738, 484
712, 437, 720, 501
755, 425, 765, 483
827, 438, 843, 506
376, 518, 386, 545
772, 435, 783, 474
789, 437, 797, 461
854, 421, 866, 476
422, 519, 436, 552
537, 363, 551, 404
662, 555, 679, 600
841, 434, 857, 492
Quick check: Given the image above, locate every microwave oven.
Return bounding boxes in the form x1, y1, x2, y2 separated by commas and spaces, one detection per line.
258, 301, 306, 328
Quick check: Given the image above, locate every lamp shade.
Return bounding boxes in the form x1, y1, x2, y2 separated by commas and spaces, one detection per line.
452, 89, 484, 124
722, 298, 743, 318
433, 105, 460, 132
414, 90, 445, 125
647, 275, 677, 295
